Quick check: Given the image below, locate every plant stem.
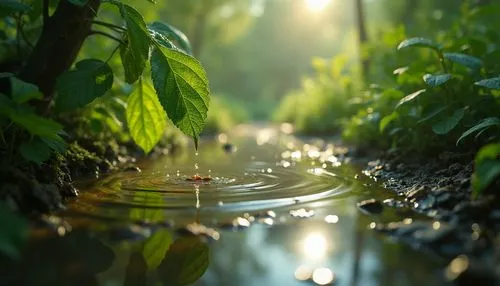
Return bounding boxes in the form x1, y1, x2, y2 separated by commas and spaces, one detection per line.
88, 30, 125, 45
437, 50, 449, 73
43, 0, 49, 27
105, 44, 121, 63
91, 20, 126, 32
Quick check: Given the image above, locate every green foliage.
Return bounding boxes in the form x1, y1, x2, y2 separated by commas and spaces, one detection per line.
423, 74, 452, 87
55, 59, 113, 112
142, 229, 172, 270
475, 77, 500, 90
472, 143, 500, 198
397, 37, 442, 51
126, 80, 166, 153
158, 236, 209, 286
203, 95, 248, 135
150, 45, 210, 148
0, 0, 212, 163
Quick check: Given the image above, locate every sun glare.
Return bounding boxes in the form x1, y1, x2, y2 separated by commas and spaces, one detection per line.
305, 0, 331, 12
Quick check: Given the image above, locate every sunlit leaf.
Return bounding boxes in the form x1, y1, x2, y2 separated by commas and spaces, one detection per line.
444, 53, 482, 70
55, 59, 113, 111
150, 45, 210, 148
149, 22, 192, 55
397, 37, 441, 51
20, 137, 52, 165
159, 236, 209, 286
395, 89, 426, 108
457, 117, 500, 145
431, 108, 465, 135
423, 74, 452, 87
475, 77, 500, 90
142, 229, 172, 270
109, 1, 150, 84
472, 143, 500, 198
126, 80, 166, 153
0, 202, 28, 259
10, 77, 43, 104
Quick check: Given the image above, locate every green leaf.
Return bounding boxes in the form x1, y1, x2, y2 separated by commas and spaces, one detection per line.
444, 53, 482, 70
68, 0, 88, 6
10, 77, 43, 104
379, 112, 398, 133
142, 229, 172, 270
457, 117, 500, 145
397, 37, 441, 51
417, 106, 447, 124
126, 80, 166, 153
55, 59, 113, 111
472, 143, 500, 198
149, 22, 192, 55
7, 105, 65, 141
41, 136, 67, 153
113, 2, 150, 84
150, 46, 210, 148
20, 137, 52, 165
0, 0, 31, 17
423, 74, 452, 87
431, 108, 465, 135
159, 236, 209, 286
475, 77, 500, 90
395, 89, 426, 108
0, 202, 28, 259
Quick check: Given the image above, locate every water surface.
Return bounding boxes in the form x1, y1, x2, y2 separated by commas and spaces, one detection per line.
8, 125, 446, 286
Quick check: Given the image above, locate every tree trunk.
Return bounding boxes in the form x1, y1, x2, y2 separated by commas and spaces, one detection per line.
19, 0, 101, 104
355, 0, 369, 80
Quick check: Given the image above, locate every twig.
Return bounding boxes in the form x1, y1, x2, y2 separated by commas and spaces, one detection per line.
88, 30, 125, 45
105, 44, 121, 63
91, 20, 127, 33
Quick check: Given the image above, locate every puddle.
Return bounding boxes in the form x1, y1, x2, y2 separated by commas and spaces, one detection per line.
4, 125, 447, 286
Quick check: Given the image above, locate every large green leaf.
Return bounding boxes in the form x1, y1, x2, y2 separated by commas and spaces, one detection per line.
20, 137, 52, 165
0, 0, 31, 17
397, 37, 441, 51
149, 22, 192, 55
10, 77, 42, 104
113, 2, 151, 84
444, 53, 482, 70
142, 229, 172, 270
423, 74, 452, 87
472, 143, 500, 198
475, 77, 500, 90
417, 105, 447, 124
395, 89, 426, 108
159, 236, 209, 286
379, 112, 398, 132
456, 117, 500, 145
150, 46, 210, 148
55, 59, 113, 111
432, 108, 465, 135
126, 80, 166, 153
0, 202, 28, 260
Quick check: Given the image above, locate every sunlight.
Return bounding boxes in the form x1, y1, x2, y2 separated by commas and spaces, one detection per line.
305, 0, 331, 12
302, 232, 327, 260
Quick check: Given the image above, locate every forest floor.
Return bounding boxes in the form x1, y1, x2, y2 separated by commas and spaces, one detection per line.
351, 147, 500, 284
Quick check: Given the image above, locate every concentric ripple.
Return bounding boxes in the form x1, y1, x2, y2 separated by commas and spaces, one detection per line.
68, 160, 351, 221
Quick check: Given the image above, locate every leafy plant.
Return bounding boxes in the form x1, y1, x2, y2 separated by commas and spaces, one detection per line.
472, 143, 500, 198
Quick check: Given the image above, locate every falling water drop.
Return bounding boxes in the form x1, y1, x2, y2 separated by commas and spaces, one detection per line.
195, 184, 200, 209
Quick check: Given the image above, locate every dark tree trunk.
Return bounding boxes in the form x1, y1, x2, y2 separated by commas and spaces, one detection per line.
19, 0, 101, 105
355, 0, 369, 80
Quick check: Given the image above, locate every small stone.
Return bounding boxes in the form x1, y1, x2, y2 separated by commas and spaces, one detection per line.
405, 186, 428, 202
356, 199, 383, 215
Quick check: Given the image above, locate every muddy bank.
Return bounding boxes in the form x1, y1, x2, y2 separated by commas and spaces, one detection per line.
352, 148, 500, 284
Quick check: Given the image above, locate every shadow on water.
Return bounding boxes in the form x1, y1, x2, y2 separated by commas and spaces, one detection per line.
2, 124, 448, 286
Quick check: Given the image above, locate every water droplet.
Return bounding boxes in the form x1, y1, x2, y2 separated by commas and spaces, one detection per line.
324, 215, 339, 224
267, 168, 272, 173
195, 152, 199, 156
195, 163, 199, 170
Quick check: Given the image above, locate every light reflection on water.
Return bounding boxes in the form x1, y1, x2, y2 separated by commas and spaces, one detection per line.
9, 124, 446, 286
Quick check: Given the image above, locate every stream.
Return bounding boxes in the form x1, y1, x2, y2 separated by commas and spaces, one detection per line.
5, 125, 447, 286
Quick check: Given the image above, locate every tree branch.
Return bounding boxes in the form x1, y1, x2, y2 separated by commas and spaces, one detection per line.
88, 30, 125, 45
90, 20, 126, 32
